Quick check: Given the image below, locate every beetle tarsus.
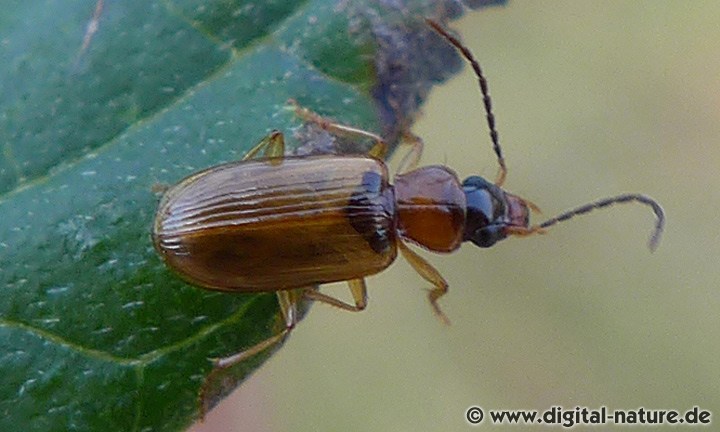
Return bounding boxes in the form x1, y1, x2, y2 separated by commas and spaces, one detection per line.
288, 99, 389, 157
428, 288, 451, 326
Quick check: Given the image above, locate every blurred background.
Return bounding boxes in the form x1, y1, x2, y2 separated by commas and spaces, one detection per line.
192, 1, 720, 430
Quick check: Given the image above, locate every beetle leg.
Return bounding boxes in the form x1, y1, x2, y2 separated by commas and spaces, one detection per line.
396, 132, 425, 175
302, 278, 368, 311
397, 241, 451, 325
211, 289, 299, 369
200, 289, 303, 417
288, 99, 388, 159
242, 130, 286, 161
366, 140, 388, 160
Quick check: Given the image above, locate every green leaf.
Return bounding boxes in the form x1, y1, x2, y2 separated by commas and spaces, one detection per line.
0, 0, 502, 430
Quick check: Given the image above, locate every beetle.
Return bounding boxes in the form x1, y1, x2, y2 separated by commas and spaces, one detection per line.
152, 19, 665, 373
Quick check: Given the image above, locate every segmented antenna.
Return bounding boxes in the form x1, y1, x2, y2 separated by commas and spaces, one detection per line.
426, 18, 507, 186
426, 19, 665, 252
537, 194, 665, 252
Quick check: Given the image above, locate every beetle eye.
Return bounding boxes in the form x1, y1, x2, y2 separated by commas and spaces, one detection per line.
462, 176, 508, 248
469, 225, 505, 248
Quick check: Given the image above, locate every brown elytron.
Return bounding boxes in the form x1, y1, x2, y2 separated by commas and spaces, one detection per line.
152, 20, 665, 408
154, 156, 397, 291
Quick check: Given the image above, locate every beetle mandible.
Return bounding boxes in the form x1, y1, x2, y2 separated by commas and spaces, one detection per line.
152, 19, 665, 372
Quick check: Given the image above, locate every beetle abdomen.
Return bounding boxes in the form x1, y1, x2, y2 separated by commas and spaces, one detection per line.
153, 156, 397, 291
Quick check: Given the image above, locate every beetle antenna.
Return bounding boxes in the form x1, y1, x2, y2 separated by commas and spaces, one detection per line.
536, 194, 665, 252
426, 18, 507, 186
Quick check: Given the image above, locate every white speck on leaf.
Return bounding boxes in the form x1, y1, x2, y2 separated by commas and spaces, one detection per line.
46, 285, 71, 295
121, 300, 144, 310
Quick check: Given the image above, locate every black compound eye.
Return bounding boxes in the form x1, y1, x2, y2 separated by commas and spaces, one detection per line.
461, 175, 493, 189
462, 176, 507, 247
469, 225, 506, 248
